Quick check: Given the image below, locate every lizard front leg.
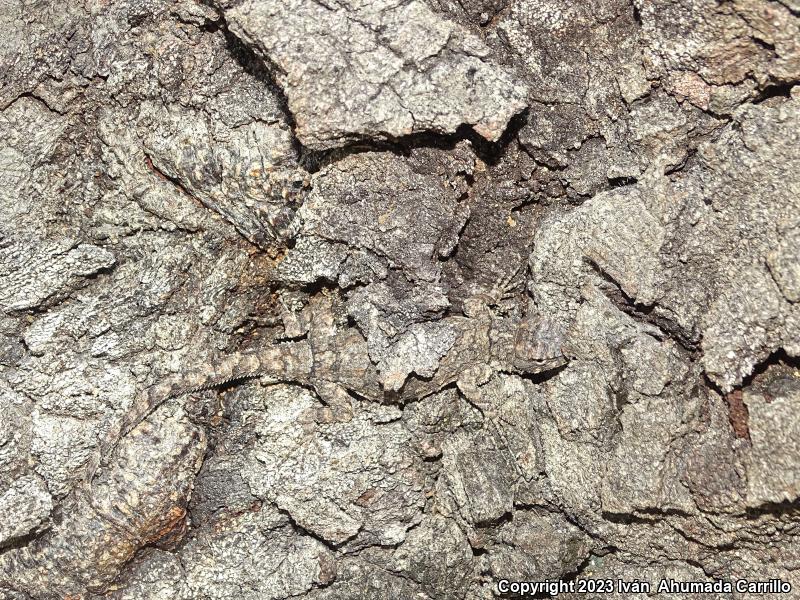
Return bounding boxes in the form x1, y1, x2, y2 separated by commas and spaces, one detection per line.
455, 363, 496, 407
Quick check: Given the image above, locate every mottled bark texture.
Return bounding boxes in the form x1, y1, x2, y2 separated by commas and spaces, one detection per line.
0, 0, 798, 598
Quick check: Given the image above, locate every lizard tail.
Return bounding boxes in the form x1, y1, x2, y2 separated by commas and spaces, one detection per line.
123, 351, 268, 436
155, 352, 267, 400
124, 343, 314, 436
86, 344, 313, 488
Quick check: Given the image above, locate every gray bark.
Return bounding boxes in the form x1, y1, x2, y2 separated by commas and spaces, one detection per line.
0, 0, 798, 597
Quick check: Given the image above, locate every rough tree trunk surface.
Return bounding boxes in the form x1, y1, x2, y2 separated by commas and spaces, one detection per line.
0, 0, 799, 598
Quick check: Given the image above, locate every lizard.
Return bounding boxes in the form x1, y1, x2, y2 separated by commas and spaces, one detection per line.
89, 289, 567, 483
33, 283, 567, 597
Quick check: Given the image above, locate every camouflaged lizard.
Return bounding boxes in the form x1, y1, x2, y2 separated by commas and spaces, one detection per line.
16, 291, 566, 597
93, 293, 566, 481
400, 301, 567, 405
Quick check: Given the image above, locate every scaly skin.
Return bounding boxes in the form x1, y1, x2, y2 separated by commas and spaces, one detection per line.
89, 330, 382, 484
105, 307, 565, 462
3, 296, 565, 597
